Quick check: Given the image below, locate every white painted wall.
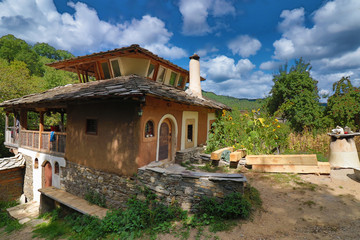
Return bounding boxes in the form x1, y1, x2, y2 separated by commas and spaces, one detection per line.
181, 111, 198, 150
19, 148, 66, 202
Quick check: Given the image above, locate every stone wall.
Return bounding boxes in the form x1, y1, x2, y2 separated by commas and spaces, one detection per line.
137, 166, 246, 211
60, 161, 139, 209
0, 168, 24, 201
23, 154, 33, 201
175, 147, 205, 164
60, 160, 246, 212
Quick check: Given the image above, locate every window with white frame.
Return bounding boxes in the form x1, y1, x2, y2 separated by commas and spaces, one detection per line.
156, 66, 166, 83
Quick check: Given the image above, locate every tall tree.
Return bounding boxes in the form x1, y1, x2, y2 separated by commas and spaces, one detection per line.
0, 34, 43, 76
265, 58, 323, 132
326, 76, 360, 130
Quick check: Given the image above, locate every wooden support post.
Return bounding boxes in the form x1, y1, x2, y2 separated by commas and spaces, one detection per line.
20, 109, 27, 130
95, 62, 101, 80
5, 113, 8, 138
75, 66, 82, 83
108, 60, 114, 78
39, 111, 44, 150
85, 71, 89, 82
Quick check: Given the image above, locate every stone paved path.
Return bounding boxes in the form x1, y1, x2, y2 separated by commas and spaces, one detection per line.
7, 201, 39, 224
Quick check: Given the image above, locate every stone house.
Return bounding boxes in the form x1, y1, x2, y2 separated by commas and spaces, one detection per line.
0, 45, 228, 206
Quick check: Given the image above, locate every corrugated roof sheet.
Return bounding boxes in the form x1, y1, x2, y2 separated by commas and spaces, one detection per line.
0, 154, 25, 171
0, 75, 229, 110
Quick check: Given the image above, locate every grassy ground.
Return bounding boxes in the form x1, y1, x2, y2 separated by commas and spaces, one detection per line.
0, 201, 23, 233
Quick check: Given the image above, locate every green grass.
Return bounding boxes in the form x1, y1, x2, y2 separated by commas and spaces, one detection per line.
33, 221, 71, 240
0, 201, 23, 233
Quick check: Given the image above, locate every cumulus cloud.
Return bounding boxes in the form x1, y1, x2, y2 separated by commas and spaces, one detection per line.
201, 55, 255, 81
179, 0, 235, 36
273, 0, 360, 62
259, 60, 283, 71
228, 35, 261, 57
0, 0, 187, 58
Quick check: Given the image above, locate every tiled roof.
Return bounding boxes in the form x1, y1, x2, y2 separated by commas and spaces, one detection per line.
0, 75, 229, 110
0, 154, 25, 171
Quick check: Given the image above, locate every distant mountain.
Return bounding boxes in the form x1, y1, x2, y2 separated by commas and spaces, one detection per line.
202, 91, 264, 111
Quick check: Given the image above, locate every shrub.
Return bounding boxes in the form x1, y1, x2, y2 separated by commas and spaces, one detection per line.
84, 189, 107, 208
0, 201, 23, 233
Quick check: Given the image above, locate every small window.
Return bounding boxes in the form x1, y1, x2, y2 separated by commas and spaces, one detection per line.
169, 72, 178, 86
145, 120, 154, 138
110, 59, 122, 77
157, 66, 166, 82
34, 158, 39, 169
101, 62, 111, 79
54, 162, 59, 175
147, 63, 155, 79
177, 76, 184, 88
86, 119, 98, 135
187, 124, 193, 142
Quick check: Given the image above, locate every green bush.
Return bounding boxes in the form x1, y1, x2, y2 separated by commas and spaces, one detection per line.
0, 201, 23, 233
207, 109, 290, 154
84, 189, 107, 208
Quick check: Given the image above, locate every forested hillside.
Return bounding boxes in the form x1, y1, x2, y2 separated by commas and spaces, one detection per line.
203, 91, 263, 111
0, 34, 78, 157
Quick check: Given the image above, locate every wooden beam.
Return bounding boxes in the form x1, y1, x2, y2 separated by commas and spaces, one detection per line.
246, 154, 318, 166
39, 111, 44, 150
20, 109, 27, 130
75, 65, 82, 83
230, 149, 246, 162
252, 162, 330, 174
211, 147, 234, 160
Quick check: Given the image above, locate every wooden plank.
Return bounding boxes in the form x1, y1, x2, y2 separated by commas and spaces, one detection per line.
246, 154, 318, 166
252, 162, 330, 174
230, 149, 247, 161
211, 147, 234, 160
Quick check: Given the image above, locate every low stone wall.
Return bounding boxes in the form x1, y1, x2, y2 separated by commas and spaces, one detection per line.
0, 168, 24, 201
175, 147, 205, 164
60, 161, 138, 209
23, 155, 33, 201
60, 160, 246, 212
137, 166, 246, 211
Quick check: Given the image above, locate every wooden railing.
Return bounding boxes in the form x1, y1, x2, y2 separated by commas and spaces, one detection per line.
16, 130, 66, 154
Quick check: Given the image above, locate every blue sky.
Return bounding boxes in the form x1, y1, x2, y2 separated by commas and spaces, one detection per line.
1, 0, 360, 100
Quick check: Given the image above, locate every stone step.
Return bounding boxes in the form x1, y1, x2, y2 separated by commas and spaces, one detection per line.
7, 201, 40, 224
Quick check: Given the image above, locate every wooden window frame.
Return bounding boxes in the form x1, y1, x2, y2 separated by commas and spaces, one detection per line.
54, 161, 59, 175
109, 58, 122, 77
86, 119, 98, 135
145, 120, 155, 138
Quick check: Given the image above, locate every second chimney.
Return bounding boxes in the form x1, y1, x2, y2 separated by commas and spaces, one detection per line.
188, 53, 202, 98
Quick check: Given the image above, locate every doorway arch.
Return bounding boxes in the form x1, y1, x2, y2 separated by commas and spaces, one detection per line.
42, 161, 52, 188
156, 114, 178, 161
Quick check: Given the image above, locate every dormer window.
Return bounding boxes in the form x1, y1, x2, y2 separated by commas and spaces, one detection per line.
177, 76, 184, 88
110, 59, 122, 77
147, 63, 155, 79
157, 66, 166, 82
169, 72, 178, 86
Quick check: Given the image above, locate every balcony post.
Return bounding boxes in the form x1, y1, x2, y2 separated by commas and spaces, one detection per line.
39, 111, 44, 150
20, 109, 27, 130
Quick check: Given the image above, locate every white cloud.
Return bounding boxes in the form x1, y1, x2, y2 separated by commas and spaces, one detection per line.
196, 47, 219, 58
179, 0, 235, 36
228, 35, 262, 58
273, 0, 360, 61
201, 55, 255, 81
259, 60, 283, 71
0, 0, 187, 58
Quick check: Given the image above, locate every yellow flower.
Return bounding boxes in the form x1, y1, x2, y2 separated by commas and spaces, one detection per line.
244, 113, 248, 117
232, 122, 234, 125
257, 108, 260, 112
229, 116, 233, 121
273, 129, 276, 132
275, 119, 279, 122
265, 125, 269, 128
252, 109, 256, 113
241, 145, 245, 148
258, 118, 265, 126
277, 125, 281, 128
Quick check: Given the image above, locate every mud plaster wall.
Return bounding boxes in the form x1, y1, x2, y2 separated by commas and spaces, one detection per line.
65, 100, 141, 176
138, 96, 215, 166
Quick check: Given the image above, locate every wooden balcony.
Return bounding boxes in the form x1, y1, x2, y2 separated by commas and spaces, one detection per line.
5, 128, 66, 155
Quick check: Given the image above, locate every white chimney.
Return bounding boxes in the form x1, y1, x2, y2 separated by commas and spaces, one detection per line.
187, 53, 202, 98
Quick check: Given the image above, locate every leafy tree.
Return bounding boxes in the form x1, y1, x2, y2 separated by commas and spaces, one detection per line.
0, 34, 43, 76
33, 42, 58, 59
265, 58, 323, 132
326, 76, 360, 130
56, 49, 75, 60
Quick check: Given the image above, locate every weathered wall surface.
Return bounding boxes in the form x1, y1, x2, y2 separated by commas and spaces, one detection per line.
66, 100, 141, 176
23, 154, 33, 201
138, 96, 215, 166
60, 160, 245, 212
0, 168, 24, 201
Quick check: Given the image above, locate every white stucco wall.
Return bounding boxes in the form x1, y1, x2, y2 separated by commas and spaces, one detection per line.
181, 111, 199, 150
19, 148, 66, 202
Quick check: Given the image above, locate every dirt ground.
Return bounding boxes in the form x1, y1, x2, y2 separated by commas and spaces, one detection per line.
1, 169, 360, 240
159, 168, 360, 240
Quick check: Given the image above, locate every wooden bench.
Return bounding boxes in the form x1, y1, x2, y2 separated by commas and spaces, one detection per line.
38, 187, 108, 219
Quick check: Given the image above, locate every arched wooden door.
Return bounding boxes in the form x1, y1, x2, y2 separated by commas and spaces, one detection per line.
44, 162, 52, 187
159, 120, 171, 161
